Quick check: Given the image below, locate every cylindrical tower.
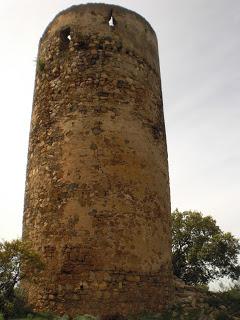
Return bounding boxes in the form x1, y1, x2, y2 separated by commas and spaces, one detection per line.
23, 4, 173, 316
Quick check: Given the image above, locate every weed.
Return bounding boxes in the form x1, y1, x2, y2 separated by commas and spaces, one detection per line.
37, 58, 45, 72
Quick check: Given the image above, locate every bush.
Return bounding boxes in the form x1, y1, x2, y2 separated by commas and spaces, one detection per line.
215, 311, 232, 320
0, 287, 32, 319
74, 315, 97, 320
100, 314, 125, 320
205, 282, 240, 317
0, 239, 43, 319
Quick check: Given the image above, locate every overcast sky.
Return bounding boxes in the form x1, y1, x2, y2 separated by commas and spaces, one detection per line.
0, 0, 239, 242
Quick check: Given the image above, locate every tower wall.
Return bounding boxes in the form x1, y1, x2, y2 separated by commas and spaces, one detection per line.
23, 4, 174, 316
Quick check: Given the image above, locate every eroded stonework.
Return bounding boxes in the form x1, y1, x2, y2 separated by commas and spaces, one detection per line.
22, 3, 174, 317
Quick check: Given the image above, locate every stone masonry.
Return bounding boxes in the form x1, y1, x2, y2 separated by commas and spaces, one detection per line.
22, 4, 174, 317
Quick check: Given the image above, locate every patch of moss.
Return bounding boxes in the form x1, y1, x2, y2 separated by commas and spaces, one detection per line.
37, 58, 45, 72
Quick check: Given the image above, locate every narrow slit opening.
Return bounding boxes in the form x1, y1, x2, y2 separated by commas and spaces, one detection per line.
108, 10, 116, 27
60, 27, 71, 50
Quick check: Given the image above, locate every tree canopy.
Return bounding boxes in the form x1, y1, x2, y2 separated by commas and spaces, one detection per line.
0, 239, 43, 318
172, 210, 240, 285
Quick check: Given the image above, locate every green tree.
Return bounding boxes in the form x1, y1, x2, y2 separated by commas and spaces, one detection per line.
172, 210, 240, 285
0, 239, 43, 318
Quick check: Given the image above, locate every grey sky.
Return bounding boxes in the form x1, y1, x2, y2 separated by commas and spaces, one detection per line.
0, 0, 239, 241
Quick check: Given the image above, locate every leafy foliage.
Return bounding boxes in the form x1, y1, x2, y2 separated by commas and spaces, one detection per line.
0, 239, 43, 318
206, 281, 240, 316
172, 210, 240, 285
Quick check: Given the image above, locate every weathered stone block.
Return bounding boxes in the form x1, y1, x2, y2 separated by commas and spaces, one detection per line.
126, 275, 141, 282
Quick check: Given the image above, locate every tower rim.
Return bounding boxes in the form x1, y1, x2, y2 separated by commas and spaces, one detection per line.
40, 3, 157, 41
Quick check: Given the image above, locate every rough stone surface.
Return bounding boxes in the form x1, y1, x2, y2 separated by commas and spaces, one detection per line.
174, 277, 240, 320
22, 3, 174, 317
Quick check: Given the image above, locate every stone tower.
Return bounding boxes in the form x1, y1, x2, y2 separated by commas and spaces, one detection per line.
23, 3, 174, 317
